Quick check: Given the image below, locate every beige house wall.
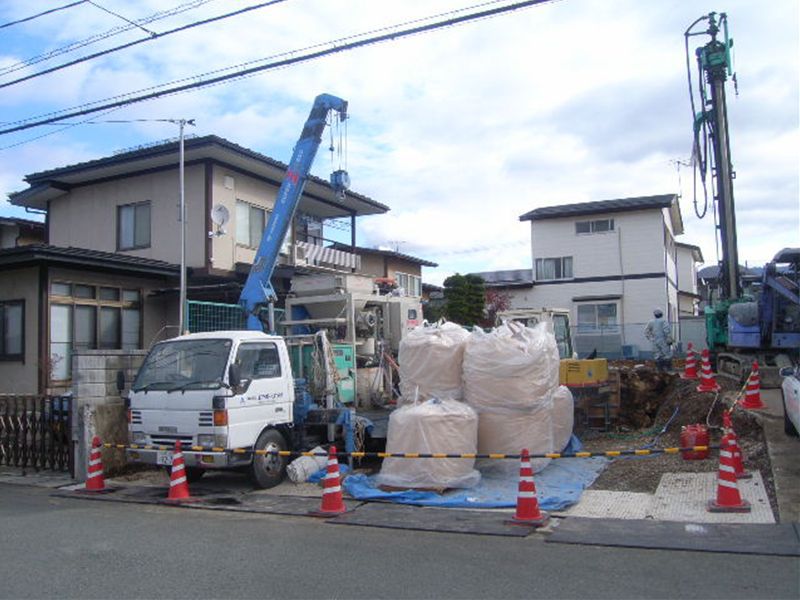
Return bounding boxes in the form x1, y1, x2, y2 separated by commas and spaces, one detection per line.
359, 254, 385, 277
48, 165, 207, 268
385, 257, 421, 280
0, 266, 41, 394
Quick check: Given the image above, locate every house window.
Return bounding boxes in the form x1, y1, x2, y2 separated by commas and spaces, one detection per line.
0, 300, 24, 361
49, 282, 142, 381
118, 202, 151, 250
535, 256, 573, 281
236, 200, 268, 248
576, 302, 618, 333
396, 272, 422, 297
576, 219, 614, 234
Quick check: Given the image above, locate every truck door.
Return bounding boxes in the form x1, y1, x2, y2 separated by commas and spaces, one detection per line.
228, 341, 293, 448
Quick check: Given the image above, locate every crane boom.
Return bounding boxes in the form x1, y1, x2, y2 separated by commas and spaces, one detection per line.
239, 93, 349, 330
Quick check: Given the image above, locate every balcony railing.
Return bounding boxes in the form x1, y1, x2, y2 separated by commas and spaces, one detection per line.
293, 241, 360, 271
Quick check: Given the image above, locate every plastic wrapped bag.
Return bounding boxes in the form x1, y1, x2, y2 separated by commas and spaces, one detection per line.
376, 398, 480, 489
476, 396, 554, 473
398, 321, 470, 404
551, 385, 575, 453
463, 321, 560, 412
286, 446, 328, 483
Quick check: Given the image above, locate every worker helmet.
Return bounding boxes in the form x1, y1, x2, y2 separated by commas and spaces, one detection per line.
653, 308, 663, 318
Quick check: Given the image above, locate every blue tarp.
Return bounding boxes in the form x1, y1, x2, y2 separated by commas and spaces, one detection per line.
340, 437, 608, 511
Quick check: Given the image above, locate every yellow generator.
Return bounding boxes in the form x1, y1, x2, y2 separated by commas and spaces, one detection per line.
559, 358, 608, 387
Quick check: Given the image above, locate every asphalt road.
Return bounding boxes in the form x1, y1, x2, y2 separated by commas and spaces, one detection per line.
1, 485, 798, 599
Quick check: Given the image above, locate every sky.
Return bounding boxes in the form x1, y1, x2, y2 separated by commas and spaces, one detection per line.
0, 0, 797, 286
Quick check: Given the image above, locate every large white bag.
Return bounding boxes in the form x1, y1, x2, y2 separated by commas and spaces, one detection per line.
399, 321, 470, 404
551, 385, 575, 453
476, 398, 554, 473
463, 322, 560, 412
376, 398, 480, 489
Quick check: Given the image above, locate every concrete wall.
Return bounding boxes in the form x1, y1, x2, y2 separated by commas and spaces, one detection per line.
0, 266, 40, 394
71, 349, 147, 481
48, 165, 207, 268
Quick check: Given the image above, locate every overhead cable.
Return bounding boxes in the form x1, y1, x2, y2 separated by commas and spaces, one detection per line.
0, 0, 87, 30
86, 0, 157, 37
0, 0, 216, 78
0, 0, 289, 90
0, 0, 554, 136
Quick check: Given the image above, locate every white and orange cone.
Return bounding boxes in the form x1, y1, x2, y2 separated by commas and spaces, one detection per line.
681, 343, 698, 379
83, 436, 112, 493
740, 361, 765, 410
506, 448, 549, 527
722, 412, 751, 480
708, 433, 751, 513
696, 349, 721, 393
309, 446, 347, 516
166, 440, 194, 502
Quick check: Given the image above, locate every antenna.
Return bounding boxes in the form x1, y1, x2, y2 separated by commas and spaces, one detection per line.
209, 204, 230, 237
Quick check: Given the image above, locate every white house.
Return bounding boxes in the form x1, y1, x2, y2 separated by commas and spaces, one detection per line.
477, 194, 696, 358
676, 242, 704, 316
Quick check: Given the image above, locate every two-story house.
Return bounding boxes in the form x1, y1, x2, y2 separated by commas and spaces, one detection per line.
477, 194, 690, 358
1, 135, 388, 394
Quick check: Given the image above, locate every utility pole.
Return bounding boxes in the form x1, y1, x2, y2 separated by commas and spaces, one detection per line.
176, 118, 196, 335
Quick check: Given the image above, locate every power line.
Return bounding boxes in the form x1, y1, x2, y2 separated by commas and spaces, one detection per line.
0, 0, 289, 90
86, 0, 157, 37
0, 0, 87, 30
0, 0, 554, 137
0, 0, 216, 78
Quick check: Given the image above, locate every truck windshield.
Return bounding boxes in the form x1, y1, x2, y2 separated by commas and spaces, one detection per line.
133, 339, 232, 392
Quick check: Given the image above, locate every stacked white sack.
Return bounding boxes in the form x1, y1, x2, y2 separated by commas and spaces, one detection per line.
376, 398, 480, 490
464, 322, 561, 472
398, 321, 470, 404
551, 385, 575, 453
463, 322, 560, 411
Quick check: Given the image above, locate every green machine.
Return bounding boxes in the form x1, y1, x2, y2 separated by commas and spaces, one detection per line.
288, 341, 355, 404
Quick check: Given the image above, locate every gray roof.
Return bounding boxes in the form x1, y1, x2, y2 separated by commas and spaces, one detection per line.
697, 264, 762, 281
0, 216, 44, 229
519, 194, 677, 221
0, 244, 179, 277
11, 135, 388, 218
470, 268, 533, 287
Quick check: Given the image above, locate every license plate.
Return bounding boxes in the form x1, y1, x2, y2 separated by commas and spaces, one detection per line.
156, 451, 173, 466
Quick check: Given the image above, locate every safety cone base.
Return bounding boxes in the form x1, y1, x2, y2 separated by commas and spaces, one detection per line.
77, 486, 116, 495
505, 511, 549, 528
308, 505, 349, 518
740, 398, 765, 410
680, 372, 698, 380
707, 499, 751, 513
736, 471, 753, 480
162, 496, 202, 504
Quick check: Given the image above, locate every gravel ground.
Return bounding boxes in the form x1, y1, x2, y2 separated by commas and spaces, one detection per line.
583, 370, 778, 519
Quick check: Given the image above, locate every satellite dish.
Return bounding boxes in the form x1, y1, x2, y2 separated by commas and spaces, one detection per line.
210, 204, 230, 227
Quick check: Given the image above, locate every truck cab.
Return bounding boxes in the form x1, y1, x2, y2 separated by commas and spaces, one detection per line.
126, 331, 295, 488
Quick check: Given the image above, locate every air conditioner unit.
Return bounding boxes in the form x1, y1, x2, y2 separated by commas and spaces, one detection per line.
292, 244, 307, 266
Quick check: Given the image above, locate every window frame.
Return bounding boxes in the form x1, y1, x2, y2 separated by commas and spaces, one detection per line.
235, 342, 283, 384
0, 299, 25, 362
48, 282, 143, 382
394, 271, 422, 297
575, 218, 615, 235
535, 256, 574, 281
576, 301, 619, 333
117, 201, 152, 251
235, 199, 273, 249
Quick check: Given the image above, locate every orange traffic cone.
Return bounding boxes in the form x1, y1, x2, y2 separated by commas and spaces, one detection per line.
309, 446, 347, 516
708, 433, 751, 513
681, 343, 698, 379
740, 361, 765, 410
722, 412, 751, 480
506, 449, 549, 527
83, 436, 112, 493
166, 440, 194, 502
696, 349, 720, 393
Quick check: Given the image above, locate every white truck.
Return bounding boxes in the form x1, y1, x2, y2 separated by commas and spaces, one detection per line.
125, 331, 299, 488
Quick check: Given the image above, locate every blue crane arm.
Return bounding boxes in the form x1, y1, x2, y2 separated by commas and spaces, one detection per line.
239, 93, 348, 330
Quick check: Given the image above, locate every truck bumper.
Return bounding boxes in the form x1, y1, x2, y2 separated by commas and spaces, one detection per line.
125, 448, 251, 469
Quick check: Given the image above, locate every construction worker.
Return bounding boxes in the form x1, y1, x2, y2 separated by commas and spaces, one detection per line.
644, 308, 674, 372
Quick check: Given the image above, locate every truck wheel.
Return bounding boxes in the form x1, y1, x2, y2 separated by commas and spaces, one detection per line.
250, 429, 288, 489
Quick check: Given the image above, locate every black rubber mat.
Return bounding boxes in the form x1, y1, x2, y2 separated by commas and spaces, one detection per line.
52, 487, 323, 515
327, 503, 533, 537
547, 517, 800, 556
